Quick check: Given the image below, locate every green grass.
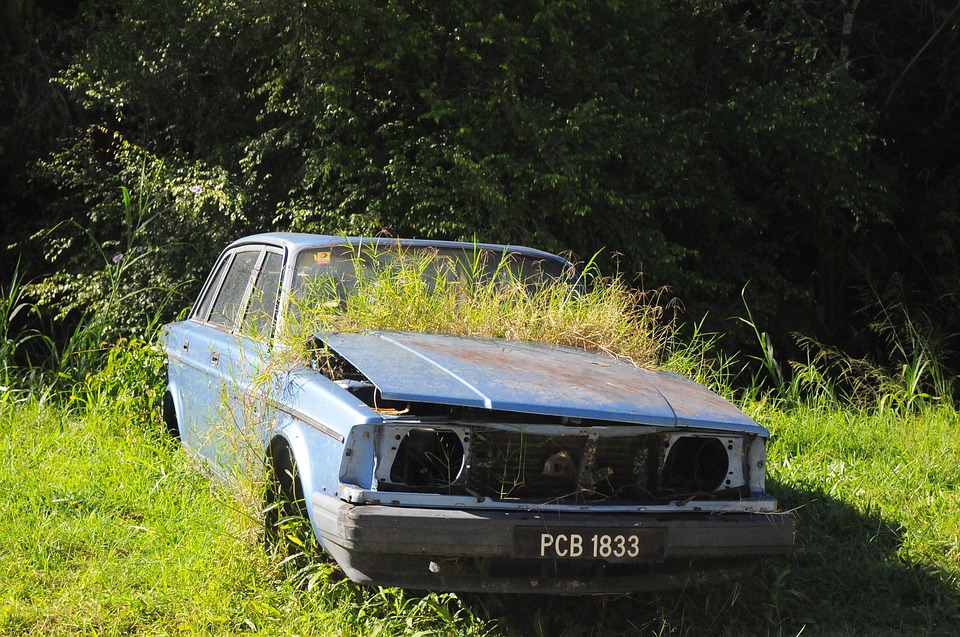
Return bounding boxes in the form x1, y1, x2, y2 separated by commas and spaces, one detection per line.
0, 395, 489, 636
4, 248, 960, 635
759, 404, 960, 633
3, 343, 960, 635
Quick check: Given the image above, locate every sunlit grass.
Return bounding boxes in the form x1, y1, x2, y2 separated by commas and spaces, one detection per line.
766, 404, 960, 573
5, 378, 960, 635
0, 392, 491, 636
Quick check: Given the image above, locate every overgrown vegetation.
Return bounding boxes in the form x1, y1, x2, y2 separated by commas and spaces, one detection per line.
2, 0, 960, 632
288, 245, 671, 369
4, 314, 960, 634
4, 246, 960, 633
0, 380, 489, 636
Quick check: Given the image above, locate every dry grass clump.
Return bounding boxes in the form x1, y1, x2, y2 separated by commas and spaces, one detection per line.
286, 246, 669, 368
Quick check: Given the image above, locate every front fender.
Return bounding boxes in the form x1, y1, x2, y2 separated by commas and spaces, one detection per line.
270, 366, 383, 500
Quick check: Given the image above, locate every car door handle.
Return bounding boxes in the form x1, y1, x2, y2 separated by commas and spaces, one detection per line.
182, 339, 190, 352
211, 351, 220, 365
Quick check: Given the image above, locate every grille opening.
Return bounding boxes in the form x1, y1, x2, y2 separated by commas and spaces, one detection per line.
389, 428, 465, 487
660, 436, 729, 492
467, 430, 663, 502
379, 426, 743, 503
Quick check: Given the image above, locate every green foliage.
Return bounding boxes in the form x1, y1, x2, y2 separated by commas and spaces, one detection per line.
864, 275, 957, 410
69, 337, 166, 425
8, 0, 960, 400
29, 144, 239, 379
17, 0, 891, 363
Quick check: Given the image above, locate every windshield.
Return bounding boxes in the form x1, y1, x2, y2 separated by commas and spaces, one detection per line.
292, 245, 572, 302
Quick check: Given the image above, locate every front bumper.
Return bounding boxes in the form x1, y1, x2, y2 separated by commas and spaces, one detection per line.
312, 494, 795, 594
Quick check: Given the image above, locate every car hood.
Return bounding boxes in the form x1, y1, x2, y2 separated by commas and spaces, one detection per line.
316, 330, 764, 434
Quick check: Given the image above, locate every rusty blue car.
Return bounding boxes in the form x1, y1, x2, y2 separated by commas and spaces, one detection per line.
161, 233, 793, 594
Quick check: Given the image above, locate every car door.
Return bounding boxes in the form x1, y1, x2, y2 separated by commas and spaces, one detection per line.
176, 245, 284, 472
234, 248, 285, 460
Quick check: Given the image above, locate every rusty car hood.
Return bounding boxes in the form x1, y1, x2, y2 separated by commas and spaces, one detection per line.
316, 330, 764, 434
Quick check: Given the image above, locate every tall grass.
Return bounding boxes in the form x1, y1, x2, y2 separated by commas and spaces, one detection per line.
288, 246, 673, 370
865, 274, 956, 408
0, 260, 53, 400
0, 342, 491, 636
737, 276, 958, 415
4, 341, 960, 635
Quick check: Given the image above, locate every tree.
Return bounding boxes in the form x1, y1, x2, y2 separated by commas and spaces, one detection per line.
9, 0, 897, 364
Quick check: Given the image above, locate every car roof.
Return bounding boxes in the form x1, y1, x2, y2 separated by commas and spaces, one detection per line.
226, 232, 568, 264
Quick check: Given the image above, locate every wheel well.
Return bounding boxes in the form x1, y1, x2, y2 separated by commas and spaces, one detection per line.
267, 438, 307, 518
265, 438, 323, 561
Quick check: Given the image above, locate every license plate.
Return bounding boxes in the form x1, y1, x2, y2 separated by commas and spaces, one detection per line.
513, 527, 666, 562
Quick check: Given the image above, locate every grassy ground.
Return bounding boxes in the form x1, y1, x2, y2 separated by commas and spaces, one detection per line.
3, 255, 958, 635
2, 377, 959, 635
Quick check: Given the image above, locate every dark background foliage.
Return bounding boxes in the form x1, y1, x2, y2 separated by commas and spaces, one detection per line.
2, 0, 959, 384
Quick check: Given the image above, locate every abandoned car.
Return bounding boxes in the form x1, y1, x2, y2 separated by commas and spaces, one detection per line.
161, 232, 794, 594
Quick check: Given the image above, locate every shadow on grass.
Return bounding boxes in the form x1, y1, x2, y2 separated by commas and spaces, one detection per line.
458, 481, 960, 636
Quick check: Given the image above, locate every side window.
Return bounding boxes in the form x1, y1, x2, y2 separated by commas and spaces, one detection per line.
243, 250, 284, 337
208, 249, 261, 330
193, 254, 231, 322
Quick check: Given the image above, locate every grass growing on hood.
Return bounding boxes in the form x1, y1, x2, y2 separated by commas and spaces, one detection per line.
285, 243, 672, 369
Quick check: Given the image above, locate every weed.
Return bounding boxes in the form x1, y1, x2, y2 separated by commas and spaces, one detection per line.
739, 277, 958, 414
865, 275, 956, 410
69, 336, 165, 424
736, 285, 788, 400
0, 260, 53, 399
662, 314, 737, 397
